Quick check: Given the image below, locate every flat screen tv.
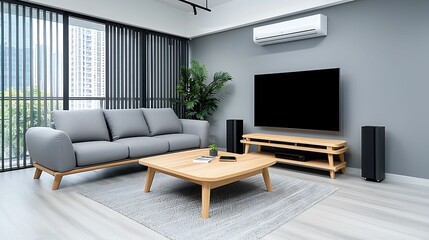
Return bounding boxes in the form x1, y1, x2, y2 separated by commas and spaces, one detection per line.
254, 68, 340, 131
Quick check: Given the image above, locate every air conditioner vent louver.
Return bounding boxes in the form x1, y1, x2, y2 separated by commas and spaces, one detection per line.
253, 14, 327, 46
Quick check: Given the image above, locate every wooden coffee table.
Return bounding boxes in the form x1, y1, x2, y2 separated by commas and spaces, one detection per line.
138, 148, 276, 219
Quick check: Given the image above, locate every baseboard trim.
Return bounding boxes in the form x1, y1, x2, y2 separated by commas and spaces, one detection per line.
346, 167, 429, 187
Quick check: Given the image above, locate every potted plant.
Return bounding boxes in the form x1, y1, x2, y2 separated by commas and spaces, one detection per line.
208, 144, 218, 157
174, 59, 232, 120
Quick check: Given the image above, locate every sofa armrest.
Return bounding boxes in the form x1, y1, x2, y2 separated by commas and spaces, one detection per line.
26, 127, 76, 172
180, 119, 210, 148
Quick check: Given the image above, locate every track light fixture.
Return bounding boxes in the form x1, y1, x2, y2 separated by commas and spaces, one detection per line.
178, 0, 211, 15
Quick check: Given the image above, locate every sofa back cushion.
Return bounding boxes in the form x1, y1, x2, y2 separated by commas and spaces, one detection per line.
142, 108, 182, 136
52, 109, 110, 143
104, 109, 150, 140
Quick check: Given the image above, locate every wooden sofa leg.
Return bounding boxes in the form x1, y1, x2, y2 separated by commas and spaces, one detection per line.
34, 168, 43, 179
52, 174, 63, 190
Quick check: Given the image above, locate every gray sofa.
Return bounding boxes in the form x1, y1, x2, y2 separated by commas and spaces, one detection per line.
25, 107, 209, 190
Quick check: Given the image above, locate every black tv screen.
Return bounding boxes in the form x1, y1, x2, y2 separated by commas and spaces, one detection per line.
254, 68, 340, 131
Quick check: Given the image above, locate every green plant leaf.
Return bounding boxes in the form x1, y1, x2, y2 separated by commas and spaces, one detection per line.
174, 59, 232, 120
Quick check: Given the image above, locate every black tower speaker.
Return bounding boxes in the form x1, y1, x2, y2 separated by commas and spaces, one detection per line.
227, 119, 244, 154
361, 126, 385, 182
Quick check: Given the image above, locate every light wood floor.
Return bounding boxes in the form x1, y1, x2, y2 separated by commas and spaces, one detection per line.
0, 164, 428, 240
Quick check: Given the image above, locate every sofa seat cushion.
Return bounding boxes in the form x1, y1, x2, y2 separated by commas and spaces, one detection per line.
142, 108, 182, 136
73, 141, 129, 166
52, 109, 110, 143
154, 134, 200, 151
104, 109, 150, 140
114, 137, 169, 158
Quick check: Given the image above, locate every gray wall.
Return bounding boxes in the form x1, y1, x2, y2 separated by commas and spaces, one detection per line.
190, 0, 429, 179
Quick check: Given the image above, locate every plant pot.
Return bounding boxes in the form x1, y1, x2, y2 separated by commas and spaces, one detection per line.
209, 149, 218, 157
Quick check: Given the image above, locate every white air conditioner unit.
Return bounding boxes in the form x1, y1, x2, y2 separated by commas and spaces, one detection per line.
253, 14, 327, 46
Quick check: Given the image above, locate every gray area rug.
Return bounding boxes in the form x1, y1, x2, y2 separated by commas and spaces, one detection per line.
78, 172, 338, 240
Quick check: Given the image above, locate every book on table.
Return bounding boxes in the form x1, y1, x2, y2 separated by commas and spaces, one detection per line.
193, 156, 216, 163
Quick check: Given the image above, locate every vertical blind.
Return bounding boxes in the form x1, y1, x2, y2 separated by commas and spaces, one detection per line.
1, 1, 63, 171
146, 32, 188, 117
106, 24, 145, 109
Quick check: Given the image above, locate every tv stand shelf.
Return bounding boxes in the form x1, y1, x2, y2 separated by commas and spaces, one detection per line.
241, 133, 348, 179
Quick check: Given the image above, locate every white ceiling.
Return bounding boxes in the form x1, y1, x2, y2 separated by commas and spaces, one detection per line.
27, 0, 355, 38
185, 0, 355, 38
156, 0, 232, 12
154, 0, 355, 38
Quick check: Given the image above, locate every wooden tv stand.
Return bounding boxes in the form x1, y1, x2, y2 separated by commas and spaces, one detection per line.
240, 133, 348, 179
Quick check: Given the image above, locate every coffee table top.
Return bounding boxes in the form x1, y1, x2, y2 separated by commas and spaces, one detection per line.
138, 148, 276, 182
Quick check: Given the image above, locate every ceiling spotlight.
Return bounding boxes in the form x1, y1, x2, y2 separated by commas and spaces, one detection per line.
178, 0, 212, 15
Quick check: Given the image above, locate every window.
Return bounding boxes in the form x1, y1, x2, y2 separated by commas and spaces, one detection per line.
1, 2, 64, 171
0, 1, 188, 172
68, 17, 105, 110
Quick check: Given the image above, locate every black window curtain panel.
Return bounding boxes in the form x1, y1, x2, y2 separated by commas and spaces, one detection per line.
106, 27, 189, 112
105, 24, 145, 109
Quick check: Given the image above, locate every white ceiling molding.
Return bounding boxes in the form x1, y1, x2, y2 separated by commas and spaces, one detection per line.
24, 0, 354, 39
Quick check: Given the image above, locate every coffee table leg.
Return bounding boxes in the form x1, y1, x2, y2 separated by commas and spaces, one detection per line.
201, 182, 211, 219
144, 167, 156, 192
262, 168, 273, 192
